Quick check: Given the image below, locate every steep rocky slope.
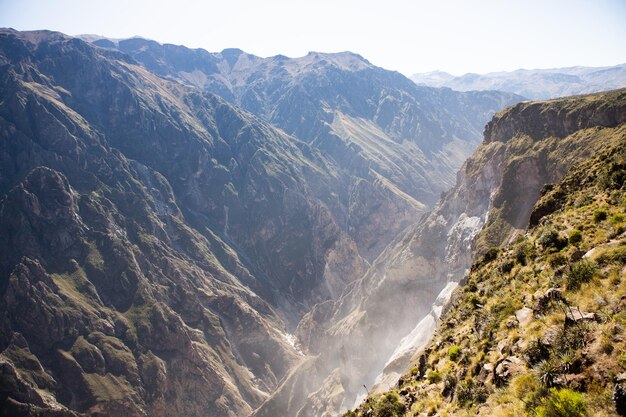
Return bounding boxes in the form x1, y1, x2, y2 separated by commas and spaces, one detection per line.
0, 28, 377, 416
0, 29, 372, 319
266, 89, 626, 416
345, 113, 626, 417
411, 64, 626, 100
85, 36, 522, 261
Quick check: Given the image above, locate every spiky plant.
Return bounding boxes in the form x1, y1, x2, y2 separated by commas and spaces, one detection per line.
536, 359, 560, 388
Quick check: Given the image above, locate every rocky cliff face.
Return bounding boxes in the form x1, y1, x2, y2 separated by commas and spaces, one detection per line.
346, 91, 626, 417
269, 89, 626, 416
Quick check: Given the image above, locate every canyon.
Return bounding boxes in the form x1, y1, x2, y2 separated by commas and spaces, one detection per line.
0, 28, 624, 417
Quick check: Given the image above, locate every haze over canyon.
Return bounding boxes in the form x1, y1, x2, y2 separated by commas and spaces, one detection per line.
0, 27, 625, 417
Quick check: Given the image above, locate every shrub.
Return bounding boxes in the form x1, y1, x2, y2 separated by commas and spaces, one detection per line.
443, 373, 457, 398
536, 388, 588, 417
490, 297, 519, 323
548, 253, 568, 268
567, 260, 597, 290
483, 247, 500, 263
525, 338, 551, 365
512, 374, 544, 410
594, 209, 608, 222
575, 194, 593, 207
538, 228, 559, 249
456, 378, 489, 407
466, 293, 481, 308
514, 240, 535, 265
372, 392, 405, 417
600, 163, 626, 190
600, 334, 614, 354
500, 260, 514, 273
536, 359, 560, 388
427, 369, 442, 384
557, 351, 577, 374
568, 230, 583, 245
556, 322, 590, 351
611, 213, 625, 225
448, 345, 461, 361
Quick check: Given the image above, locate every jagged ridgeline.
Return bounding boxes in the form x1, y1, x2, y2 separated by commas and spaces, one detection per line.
0, 29, 521, 417
90, 35, 523, 262
345, 90, 626, 416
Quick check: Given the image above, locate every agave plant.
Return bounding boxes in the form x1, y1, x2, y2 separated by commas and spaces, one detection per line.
558, 350, 576, 374
536, 359, 560, 388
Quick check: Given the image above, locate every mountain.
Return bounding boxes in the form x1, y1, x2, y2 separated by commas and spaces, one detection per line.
0, 28, 365, 417
0, 29, 522, 417
261, 88, 626, 417
411, 64, 626, 100
85, 36, 522, 261
345, 89, 626, 416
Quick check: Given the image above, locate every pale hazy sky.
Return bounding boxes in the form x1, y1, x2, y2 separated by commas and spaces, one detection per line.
1, 0, 624, 76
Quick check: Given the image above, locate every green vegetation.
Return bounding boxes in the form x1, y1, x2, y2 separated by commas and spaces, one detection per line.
427, 369, 442, 384
593, 209, 608, 222
361, 393, 406, 417
536, 359, 560, 388
567, 229, 582, 245
514, 238, 536, 265
566, 260, 597, 290
85, 240, 105, 270
483, 247, 501, 263
346, 128, 626, 417
448, 345, 461, 361
456, 378, 489, 407
536, 388, 588, 417
537, 227, 567, 250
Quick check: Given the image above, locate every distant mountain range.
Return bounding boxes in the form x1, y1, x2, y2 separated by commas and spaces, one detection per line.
411, 64, 626, 99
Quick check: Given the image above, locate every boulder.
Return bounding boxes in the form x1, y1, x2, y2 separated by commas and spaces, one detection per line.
541, 325, 562, 347
515, 307, 533, 327
477, 363, 494, 384
565, 307, 597, 326
494, 356, 525, 386
533, 288, 564, 313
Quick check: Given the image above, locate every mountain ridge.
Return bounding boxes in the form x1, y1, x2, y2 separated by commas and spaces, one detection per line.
0, 28, 362, 416
411, 64, 626, 100
81, 30, 523, 263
